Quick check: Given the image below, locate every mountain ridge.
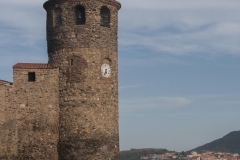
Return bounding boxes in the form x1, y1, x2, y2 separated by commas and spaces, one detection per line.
189, 130, 240, 154
119, 130, 240, 160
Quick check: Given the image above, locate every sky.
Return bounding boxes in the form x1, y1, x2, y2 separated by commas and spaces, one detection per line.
1, 0, 240, 152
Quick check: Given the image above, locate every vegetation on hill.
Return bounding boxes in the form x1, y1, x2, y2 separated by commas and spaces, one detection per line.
120, 131, 240, 159
120, 148, 168, 160
190, 131, 240, 154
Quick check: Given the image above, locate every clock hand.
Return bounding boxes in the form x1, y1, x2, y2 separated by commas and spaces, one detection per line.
104, 69, 107, 75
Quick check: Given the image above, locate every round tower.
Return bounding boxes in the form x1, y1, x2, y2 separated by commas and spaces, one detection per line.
43, 0, 121, 159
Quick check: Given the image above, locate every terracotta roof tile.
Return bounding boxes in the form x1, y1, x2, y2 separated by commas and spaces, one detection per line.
0, 79, 12, 86
13, 63, 58, 69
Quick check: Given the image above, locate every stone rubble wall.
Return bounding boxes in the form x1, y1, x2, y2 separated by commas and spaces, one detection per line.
13, 68, 59, 160
0, 84, 18, 160
0, 0, 120, 159
45, 0, 120, 159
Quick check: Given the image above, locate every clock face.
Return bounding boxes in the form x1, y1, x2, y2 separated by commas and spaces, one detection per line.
101, 63, 111, 77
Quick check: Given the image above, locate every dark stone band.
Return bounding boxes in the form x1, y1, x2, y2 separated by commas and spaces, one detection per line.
44, 0, 121, 10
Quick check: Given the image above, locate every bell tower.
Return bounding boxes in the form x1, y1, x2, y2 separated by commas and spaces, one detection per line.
43, 0, 121, 159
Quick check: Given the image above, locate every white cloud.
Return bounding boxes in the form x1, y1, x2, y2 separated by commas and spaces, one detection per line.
120, 0, 240, 10
0, 0, 47, 77
120, 93, 240, 116
0, 0, 46, 50
1, 0, 240, 66
120, 96, 192, 110
0, 0, 45, 29
119, 1, 240, 57
157, 96, 191, 108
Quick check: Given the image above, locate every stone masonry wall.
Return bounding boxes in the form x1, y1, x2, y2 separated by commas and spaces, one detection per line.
13, 67, 59, 160
44, 0, 120, 159
0, 83, 18, 160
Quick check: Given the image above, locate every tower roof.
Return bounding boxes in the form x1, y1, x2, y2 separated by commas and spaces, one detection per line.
13, 63, 58, 69
43, 0, 121, 10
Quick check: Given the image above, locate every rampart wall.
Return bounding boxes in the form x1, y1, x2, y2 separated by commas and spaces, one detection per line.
0, 82, 17, 159
13, 66, 59, 159
0, 64, 59, 159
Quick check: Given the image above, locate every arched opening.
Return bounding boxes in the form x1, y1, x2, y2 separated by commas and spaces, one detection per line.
55, 8, 62, 26
75, 5, 86, 25
100, 6, 110, 27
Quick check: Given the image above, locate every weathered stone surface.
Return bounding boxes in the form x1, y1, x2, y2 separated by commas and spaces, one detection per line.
44, 0, 120, 159
0, 82, 17, 160
0, 0, 120, 159
13, 67, 59, 160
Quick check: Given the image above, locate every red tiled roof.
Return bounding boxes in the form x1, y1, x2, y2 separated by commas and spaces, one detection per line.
13, 63, 58, 69
0, 79, 12, 86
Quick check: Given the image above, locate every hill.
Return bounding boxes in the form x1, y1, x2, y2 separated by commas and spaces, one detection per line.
190, 131, 240, 153
120, 148, 169, 160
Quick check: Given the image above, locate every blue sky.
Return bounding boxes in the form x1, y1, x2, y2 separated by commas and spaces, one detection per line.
1, 0, 240, 152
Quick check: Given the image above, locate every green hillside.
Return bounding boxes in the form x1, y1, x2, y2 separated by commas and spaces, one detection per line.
120, 148, 168, 160
190, 131, 240, 153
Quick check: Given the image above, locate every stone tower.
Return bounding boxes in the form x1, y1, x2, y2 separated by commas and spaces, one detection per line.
43, 0, 121, 159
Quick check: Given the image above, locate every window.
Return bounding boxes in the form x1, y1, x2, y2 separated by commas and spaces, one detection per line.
100, 6, 110, 27
28, 72, 36, 82
75, 5, 86, 25
55, 8, 62, 26
70, 59, 73, 66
